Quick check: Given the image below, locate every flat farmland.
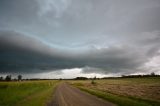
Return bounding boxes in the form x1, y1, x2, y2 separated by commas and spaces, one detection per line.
0, 80, 59, 106
0, 78, 160, 106
70, 77, 160, 106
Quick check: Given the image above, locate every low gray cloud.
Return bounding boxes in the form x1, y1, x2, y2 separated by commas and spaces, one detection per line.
1, 31, 159, 75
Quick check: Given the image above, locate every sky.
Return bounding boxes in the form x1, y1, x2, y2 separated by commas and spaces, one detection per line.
0, 0, 160, 78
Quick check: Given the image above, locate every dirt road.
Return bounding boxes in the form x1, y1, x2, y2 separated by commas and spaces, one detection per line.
48, 82, 116, 106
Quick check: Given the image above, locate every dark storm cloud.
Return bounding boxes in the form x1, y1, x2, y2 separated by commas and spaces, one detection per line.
0, 31, 83, 73
0, 0, 160, 75
0, 31, 156, 74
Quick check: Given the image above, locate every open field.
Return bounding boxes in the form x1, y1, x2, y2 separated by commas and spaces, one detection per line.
0, 77, 160, 106
70, 77, 160, 106
0, 80, 59, 106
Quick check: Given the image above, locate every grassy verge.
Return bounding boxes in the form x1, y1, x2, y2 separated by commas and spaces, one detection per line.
70, 78, 160, 106
77, 86, 160, 106
0, 80, 59, 106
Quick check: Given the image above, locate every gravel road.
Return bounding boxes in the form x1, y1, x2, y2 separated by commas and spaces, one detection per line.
48, 82, 116, 106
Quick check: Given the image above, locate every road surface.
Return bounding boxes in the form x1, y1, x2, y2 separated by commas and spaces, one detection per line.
48, 82, 116, 106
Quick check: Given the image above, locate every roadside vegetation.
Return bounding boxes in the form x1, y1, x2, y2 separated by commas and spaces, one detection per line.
0, 80, 59, 106
70, 77, 160, 106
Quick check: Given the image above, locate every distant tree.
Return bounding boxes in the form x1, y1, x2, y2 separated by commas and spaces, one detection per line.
151, 72, 155, 76
121, 75, 126, 77
18, 75, 22, 81
0, 76, 3, 81
5, 75, 11, 81
75, 77, 88, 80
91, 76, 96, 85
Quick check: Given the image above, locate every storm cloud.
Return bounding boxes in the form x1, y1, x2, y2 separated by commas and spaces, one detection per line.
0, 30, 159, 75
0, 0, 160, 77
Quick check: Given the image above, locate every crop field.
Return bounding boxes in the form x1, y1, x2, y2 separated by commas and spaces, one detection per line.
70, 77, 160, 106
0, 80, 59, 106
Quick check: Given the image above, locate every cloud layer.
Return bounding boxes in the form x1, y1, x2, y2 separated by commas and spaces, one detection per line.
0, 30, 160, 75
0, 0, 160, 77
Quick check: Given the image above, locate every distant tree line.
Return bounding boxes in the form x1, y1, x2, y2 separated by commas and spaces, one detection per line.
0, 72, 159, 81
121, 72, 160, 78
74, 76, 99, 80
0, 75, 22, 81
74, 77, 88, 80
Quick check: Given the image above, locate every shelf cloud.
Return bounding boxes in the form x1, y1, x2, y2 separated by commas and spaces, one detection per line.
0, 0, 160, 77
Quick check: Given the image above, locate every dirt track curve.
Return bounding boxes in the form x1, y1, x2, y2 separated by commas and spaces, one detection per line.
48, 82, 116, 106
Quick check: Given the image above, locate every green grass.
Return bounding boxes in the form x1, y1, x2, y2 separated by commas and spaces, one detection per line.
0, 80, 59, 106
71, 77, 160, 106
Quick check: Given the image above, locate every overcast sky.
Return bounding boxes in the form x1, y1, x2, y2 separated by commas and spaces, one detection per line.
0, 0, 160, 78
